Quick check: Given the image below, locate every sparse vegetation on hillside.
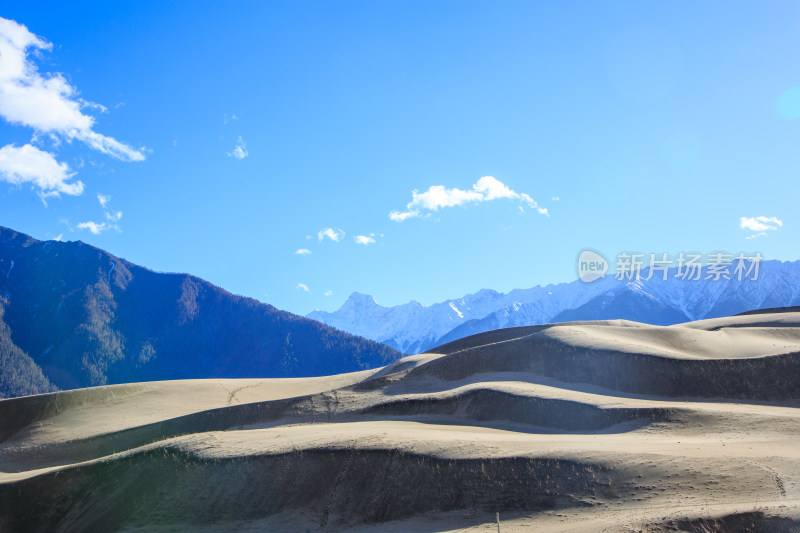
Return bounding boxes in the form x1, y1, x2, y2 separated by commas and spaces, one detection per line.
0, 301, 56, 399
0, 227, 401, 397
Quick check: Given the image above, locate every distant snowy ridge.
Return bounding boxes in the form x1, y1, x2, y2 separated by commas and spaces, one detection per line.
307, 260, 800, 353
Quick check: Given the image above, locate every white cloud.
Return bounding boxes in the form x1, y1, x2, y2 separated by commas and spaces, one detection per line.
746, 232, 767, 240
295, 248, 312, 255
410, 184, 483, 211
0, 17, 146, 162
80, 99, 108, 113
354, 234, 376, 245
228, 136, 248, 159
552, 196, 560, 202
740, 216, 783, 233
296, 283, 310, 292
390, 176, 547, 221
318, 227, 345, 242
54, 234, 63, 241
0, 143, 83, 197
324, 290, 333, 296
76, 194, 122, 234
76, 130, 145, 162
389, 210, 421, 222
76, 221, 107, 235
223, 113, 238, 124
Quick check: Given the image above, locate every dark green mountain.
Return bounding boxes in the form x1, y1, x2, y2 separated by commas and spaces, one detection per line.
0, 227, 400, 399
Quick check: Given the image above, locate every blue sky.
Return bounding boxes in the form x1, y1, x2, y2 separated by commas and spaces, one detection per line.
0, 1, 798, 315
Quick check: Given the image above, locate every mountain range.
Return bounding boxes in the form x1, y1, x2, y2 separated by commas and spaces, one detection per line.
4, 221, 798, 400
308, 259, 800, 353
0, 227, 400, 399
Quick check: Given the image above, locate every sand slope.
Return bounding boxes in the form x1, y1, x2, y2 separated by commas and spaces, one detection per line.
2, 311, 800, 532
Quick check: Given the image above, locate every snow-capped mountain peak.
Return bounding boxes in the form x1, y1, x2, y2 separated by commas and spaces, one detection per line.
307, 260, 800, 354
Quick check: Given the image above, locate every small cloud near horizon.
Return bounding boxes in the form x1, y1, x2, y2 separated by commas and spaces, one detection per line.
318, 227, 345, 242
227, 136, 248, 159
390, 176, 548, 222
76, 193, 122, 235
354, 234, 376, 245
740, 216, 782, 239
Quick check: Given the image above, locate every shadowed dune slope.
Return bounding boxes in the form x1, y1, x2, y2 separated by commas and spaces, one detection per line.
420, 311, 800, 400
2, 310, 800, 532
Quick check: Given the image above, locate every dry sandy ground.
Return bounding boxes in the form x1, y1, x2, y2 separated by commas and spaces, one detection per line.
2, 311, 800, 532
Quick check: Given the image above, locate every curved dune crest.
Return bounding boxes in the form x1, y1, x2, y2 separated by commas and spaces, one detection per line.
2, 312, 800, 531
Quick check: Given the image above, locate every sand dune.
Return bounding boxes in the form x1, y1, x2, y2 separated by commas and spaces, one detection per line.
2, 312, 800, 531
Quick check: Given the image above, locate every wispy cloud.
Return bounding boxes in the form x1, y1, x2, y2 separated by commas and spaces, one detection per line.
0, 143, 83, 199
76, 194, 122, 234
0, 17, 146, 163
318, 227, 345, 242
76, 221, 108, 235
296, 282, 310, 292
740, 216, 783, 234
389, 210, 420, 222
390, 176, 548, 222
354, 234, 376, 245
295, 248, 312, 255
228, 136, 248, 159
223, 113, 239, 124
324, 290, 333, 296
77, 130, 146, 162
